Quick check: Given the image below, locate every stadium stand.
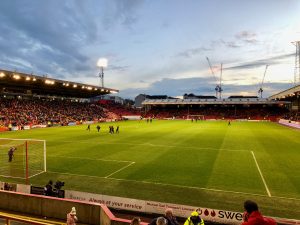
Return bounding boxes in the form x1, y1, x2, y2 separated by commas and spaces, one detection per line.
268, 84, 300, 121
0, 98, 141, 127
0, 69, 140, 130
0, 98, 106, 127
143, 98, 288, 121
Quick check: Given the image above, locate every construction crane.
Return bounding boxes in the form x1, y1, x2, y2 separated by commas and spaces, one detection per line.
219, 63, 223, 99
258, 65, 269, 98
206, 57, 223, 99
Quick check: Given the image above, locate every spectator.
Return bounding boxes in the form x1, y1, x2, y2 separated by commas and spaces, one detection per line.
156, 217, 168, 225
242, 200, 277, 225
164, 208, 179, 225
184, 211, 204, 225
8, 146, 16, 162
44, 180, 53, 196
149, 209, 178, 225
67, 207, 78, 225
131, 217, 141, 225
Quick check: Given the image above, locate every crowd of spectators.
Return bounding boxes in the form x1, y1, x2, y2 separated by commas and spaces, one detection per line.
281, 111, 300, 122
101, 101, 140, 117
0, 97, 296, 128
0, 98, 138, 127
143, 105, 289, 121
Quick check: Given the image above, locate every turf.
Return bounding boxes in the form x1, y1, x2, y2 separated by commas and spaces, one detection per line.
0, 120, 299, 219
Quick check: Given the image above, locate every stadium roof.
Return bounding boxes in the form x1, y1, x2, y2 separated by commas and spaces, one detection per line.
0, 69, 118, 98
142, 98, 289, 105
268, 84, 300, 100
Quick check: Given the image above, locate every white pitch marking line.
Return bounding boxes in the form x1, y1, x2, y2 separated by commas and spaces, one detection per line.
44, 170, 300, 201
251, 151, 271, 197
49, 155, 134, 163
53, 140, 249, 152
0, 174, 25, 179
47, 171, 102, 179
105, 162, 135, 178
28, 171, 46, 178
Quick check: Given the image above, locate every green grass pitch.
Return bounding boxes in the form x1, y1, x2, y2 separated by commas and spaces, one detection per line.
0, 120, 299, 219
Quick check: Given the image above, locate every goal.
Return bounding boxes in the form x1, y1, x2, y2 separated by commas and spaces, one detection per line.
0, 138, 46, 182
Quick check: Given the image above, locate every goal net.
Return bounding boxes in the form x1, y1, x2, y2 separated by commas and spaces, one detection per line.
0, 138, 46, 181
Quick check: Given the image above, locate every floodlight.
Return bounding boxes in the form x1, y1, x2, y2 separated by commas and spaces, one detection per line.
13, 74, 21, 80
97, 58, 108, 68
97, 58, 108, 87
0, 72, 5, 78
26, 76, 31, 81
45, 79, 55, 85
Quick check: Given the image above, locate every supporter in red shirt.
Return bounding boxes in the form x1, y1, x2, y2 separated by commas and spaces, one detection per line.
242, 200, 277, 225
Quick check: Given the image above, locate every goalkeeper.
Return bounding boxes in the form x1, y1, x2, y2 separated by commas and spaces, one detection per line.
8, 147, 16, 162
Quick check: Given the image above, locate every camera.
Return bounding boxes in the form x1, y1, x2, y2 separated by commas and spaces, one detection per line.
54, 181, 65, 190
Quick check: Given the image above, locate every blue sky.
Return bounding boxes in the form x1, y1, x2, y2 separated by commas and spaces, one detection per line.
0, 0, 299, 99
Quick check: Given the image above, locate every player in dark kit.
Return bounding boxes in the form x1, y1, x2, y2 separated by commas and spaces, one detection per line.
116, 126, 119, 133
96, 125, 101, 132
86, 124, 90, 131
8, 147, 16, 162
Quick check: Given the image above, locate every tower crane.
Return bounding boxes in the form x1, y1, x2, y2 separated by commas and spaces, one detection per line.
219, 63, 223, 99
258, 65, 269, 98
206, 57, 223, 99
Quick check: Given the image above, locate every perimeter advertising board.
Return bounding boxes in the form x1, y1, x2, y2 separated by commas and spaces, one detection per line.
65, 190, 243, 224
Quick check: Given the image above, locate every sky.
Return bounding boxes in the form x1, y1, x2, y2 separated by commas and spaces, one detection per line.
0, 0, 300, 99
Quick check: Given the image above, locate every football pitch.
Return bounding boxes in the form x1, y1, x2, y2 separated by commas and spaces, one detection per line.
0, 120, 299, 219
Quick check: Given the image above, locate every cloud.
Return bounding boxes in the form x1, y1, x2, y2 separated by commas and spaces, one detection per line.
210, 39, 241, 49
210, 31, 259, 50
120, 76, 293, 100
222, 41, 241, 48
108, 65, 130, 72
235, 31, 258, 44
0, 1, 97, 76
176, 47, 212, 58
224, 53, 294, 70
102, 0, 142, 29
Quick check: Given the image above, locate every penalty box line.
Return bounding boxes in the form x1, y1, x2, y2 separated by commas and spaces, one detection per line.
251, 151, 271, 197
48, 156, 136, 178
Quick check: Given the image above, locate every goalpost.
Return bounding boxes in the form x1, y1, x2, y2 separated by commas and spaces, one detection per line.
0, 138, 46, 183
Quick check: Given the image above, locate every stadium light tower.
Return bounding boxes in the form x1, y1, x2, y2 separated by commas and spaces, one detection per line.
97, 58, 108, 87
292, 41, 300, 85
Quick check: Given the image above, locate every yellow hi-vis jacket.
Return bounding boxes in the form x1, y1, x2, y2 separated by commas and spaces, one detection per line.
184, 217, 205, 225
